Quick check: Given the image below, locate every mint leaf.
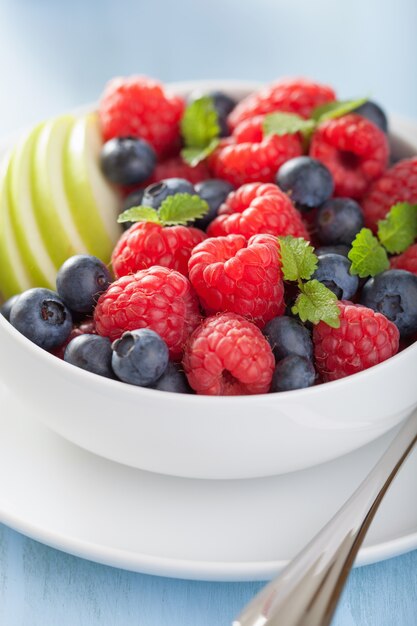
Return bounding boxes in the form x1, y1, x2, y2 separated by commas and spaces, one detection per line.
181, 138, 220, 166
117, 206, 161, 224
278, 236, 318, 281
312, 97, 368, 123
348, 228, 389, 277
180, 96, 220, 150
292, 280, 340, 328
263, 112, 315, 139
377, 202, 417, 254
158, 193, 209, 225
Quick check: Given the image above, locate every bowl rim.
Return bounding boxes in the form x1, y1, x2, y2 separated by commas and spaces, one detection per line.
1, 78, 417, 405
1, 308, 416, 404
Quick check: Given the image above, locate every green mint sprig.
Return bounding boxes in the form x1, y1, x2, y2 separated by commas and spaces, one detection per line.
180, 97, 220, 166
348, 202, 417, 277
262, 97, 368, 144
278, 236, 341, 328
117, 193, 209, 226
377, 202, 417, 254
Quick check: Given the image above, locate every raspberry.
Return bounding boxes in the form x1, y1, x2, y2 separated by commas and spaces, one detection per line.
209, 115, 303, 187
99, 76, 185, 158
94, 266, 200, 359
52, 319, 96, 359
183, 313, 275, 395
313, 301, 399, 382
207, 182, 309, 240
188, 233, 285, 327
310, 114, 389, 199
391, 244, 417, 275
151, 156, 211, 185
362, 158, 417, 231
228, 78, 336, 130
111, 222, 206, 278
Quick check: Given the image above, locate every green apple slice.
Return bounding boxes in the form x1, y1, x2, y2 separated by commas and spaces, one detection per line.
8, 124, 57, 288
32, 114, 89, 268
0, 152, 32, 299
63, 112, 122, 261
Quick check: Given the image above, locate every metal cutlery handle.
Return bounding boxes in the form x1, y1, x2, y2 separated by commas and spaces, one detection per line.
234, 409, 417, 626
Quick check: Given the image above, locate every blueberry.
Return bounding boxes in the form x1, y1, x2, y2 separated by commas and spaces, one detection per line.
189, 90, 236, 137
263, 315, 313, 362
10, 288, 72, 350
151, 362, 192, 393
270, 355, 316, 392
315, 245, 350, 258
354, 101, 388, 133
142, 178, 195, 209
194, 179, 234, 230
360, 270, 417, 337
64, 334, 114, 378
119, 189, 145, 230
316, 198, 364, 246
100, 137, 156, 186
209, 91, 236, 137
313, 253, 359, 300
276, 157, 334, 212
111, 329, 169, 386
0, 294, 20, 321
56, 255, 112, 314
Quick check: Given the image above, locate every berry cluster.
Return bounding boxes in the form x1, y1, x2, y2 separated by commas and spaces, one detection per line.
3, 75, 417, 396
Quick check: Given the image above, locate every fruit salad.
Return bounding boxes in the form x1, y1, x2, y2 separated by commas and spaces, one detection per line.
1, 76, 417, 396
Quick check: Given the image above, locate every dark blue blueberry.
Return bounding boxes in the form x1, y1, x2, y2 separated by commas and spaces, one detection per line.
354, 101, 388, 133
0, 294, 20, 321
111, 329, 169, 386
313, 253, 359, 300
151, 362, 192, 393
276, 156, 334, 212
209, 91, 236, 137
194, 179, 234, 230
56, 255, 112, 314
64, 334, 114, 378
360, 270, 417, 337
263, 315, 313, 362
142, 178, 195, 209
119, 189, 145, 230
315, 245, 350, 258
270, 355, 316, 392
10, 288, 72, 350
316, 198, 364, 246
100, 137, 156, 186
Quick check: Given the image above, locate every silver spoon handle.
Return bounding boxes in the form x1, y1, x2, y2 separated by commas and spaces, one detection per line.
234, 409, 417, 626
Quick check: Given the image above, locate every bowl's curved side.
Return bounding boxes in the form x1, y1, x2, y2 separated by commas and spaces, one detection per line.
1, 80, 417, 479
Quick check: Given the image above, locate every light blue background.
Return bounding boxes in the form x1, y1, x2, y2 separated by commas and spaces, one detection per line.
0, 0, 417, 134
1, 1, 417, 624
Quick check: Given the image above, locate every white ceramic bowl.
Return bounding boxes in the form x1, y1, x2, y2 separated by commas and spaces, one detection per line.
1, 80, 417, 480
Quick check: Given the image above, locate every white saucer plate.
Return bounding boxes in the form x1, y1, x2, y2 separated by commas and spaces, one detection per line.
0, 381, 416, 582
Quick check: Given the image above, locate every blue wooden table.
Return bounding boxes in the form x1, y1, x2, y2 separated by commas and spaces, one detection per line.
0, 524, 416, 626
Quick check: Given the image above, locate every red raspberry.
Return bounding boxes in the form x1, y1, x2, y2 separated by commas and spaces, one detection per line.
310, 114, 389, 199
52, 319, 96, 359
209, 115, 303, 187
151, 156, 211, 185
313, 301, 399, 382
362, 158, 417, 232
183, 313, 275, 395
390, 243, 417, 275
188, 233, 284, 327
99, 76, 185, 158
111, 222, 206, 278
229, 78, 336, 130
94, 266, 200, 359
207, 182, 309, 240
